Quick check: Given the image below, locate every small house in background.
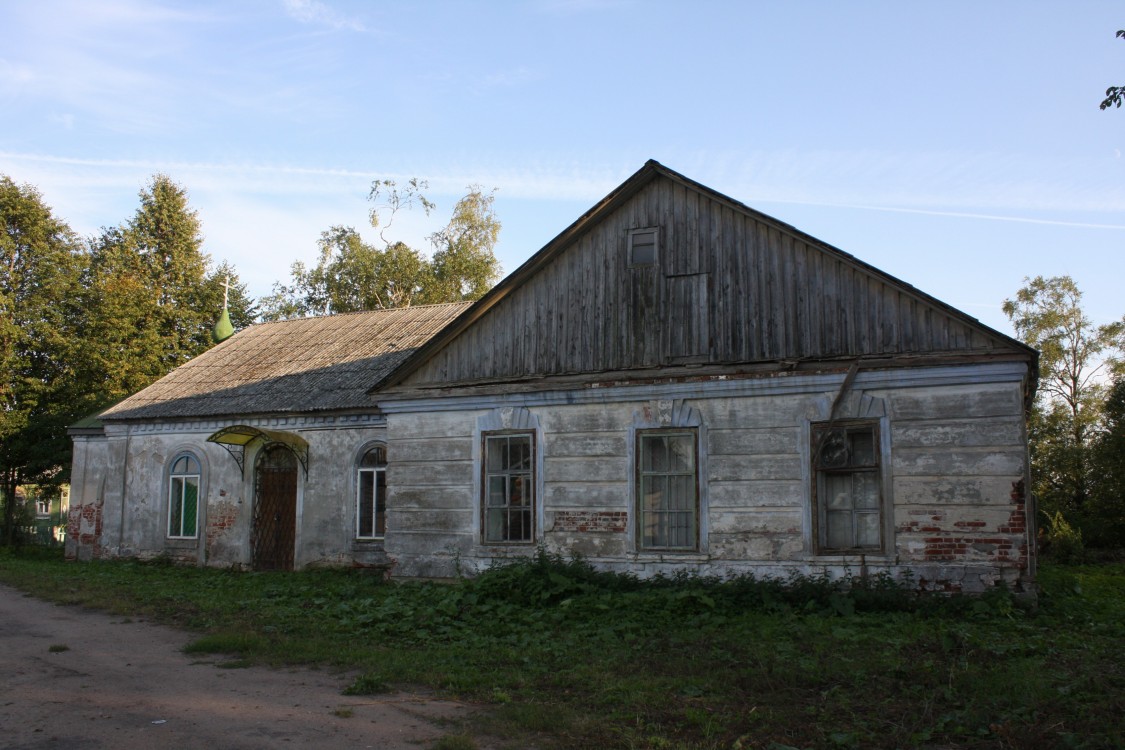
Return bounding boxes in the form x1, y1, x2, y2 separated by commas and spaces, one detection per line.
7, 484, 70, 544
68, 161, 1038, 593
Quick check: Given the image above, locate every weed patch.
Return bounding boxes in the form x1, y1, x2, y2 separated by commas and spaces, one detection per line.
183, 631, 269, 656
1, 548, 1123, 749
431, 734, 478, 750
343, 672, 391, 695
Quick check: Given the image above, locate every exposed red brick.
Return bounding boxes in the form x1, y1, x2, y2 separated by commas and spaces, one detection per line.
553, 510, 628, 533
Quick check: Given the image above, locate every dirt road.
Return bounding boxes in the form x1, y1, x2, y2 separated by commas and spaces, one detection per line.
0, 584, 475, 749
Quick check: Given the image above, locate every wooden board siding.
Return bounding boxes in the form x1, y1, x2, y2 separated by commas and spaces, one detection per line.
402, 176, 1015, 388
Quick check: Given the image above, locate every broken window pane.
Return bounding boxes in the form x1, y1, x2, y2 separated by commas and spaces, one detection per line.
814, 423, 881, 552
855, 511, 880, 547
637, 430, 698, 551
826, 510, 852, 549
483, 433, 535, 543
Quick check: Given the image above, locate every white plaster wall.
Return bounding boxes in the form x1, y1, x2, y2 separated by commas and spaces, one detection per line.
72, 418, 392, 570
383, 364, 1033, 591
72, 364, 1032, 592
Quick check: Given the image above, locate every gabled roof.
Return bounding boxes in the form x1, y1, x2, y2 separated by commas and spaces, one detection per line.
99, 302, 471, 422
371, 160, 1036, 392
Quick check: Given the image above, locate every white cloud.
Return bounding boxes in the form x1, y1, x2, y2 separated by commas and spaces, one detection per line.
482, 66, 541, 88
534, 0, 636, 15
281, 0, 366, 32
48, 113, 75, 130
61, 0, 207, 26
9, 147, 1125, 219
706, 149, 1125, 217
0, 2, 205, 137
0, 59, 34, 87
5, 147, 1124, 311
757, 200, 1125, 231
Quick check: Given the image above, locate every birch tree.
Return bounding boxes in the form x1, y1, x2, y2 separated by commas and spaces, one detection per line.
260, 179, 502, 320
1003, 275, 1124, 514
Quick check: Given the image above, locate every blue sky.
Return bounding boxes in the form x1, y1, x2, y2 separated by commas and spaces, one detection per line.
1, 0, 1123, 334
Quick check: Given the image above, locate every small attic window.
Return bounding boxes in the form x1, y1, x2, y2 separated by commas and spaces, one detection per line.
628, 227, 658, 266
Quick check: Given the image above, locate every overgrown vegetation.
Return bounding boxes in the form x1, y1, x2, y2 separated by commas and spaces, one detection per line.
1, 548, 1123, 749
0, 172, 503, 547
1004, 275, 1125, 553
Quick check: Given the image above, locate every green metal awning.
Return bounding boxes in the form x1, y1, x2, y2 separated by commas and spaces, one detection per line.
207, 425, 309, 476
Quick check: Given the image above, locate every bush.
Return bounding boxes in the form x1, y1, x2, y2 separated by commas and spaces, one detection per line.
1044, 510, 1085, 563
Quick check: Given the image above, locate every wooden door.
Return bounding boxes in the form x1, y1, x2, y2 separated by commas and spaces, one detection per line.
252, 444, 297, 571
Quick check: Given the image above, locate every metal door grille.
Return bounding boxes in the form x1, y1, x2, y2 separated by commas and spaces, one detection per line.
252, 444, 298, 571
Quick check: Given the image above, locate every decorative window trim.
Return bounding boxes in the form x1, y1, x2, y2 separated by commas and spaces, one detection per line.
628, 399, 707, 554
628, 227, 659, 267
355, 441, 387, 541
802, 388, 893, 558
810, 420, 883, 554
167, 451, 203, 540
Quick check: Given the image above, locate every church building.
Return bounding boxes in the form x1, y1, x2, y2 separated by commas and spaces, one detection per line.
68, 161, 1038, 593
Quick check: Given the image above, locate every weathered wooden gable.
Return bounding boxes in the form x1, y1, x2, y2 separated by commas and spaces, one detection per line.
389, 162, 1030, 389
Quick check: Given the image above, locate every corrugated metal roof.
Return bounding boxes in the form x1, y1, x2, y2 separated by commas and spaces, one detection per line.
99, 302, 471, 422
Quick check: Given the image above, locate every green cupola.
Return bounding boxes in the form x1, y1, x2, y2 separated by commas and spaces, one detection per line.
212, 275, 235, 343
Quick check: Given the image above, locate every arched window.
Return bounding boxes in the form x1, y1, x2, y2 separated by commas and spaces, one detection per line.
356, 445, 386, 539
168, 453, 201, 539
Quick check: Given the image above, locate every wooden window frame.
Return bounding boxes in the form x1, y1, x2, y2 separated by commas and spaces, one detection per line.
167, 453, 201, 540
636, 429, 700, 552
628, 227, 659, 267
481, 431, 536, 544
356, 445, 387, 540
811, 421, 883, 554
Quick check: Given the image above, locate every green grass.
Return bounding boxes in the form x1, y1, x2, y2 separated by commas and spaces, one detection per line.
342, 671, 391, 695
2, 546, 1123, 749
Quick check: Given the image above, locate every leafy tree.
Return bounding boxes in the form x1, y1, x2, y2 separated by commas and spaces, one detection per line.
426, 187, 503, 303
260, 179, 501, 320
0, 173, 249, 543
0, 176, 86, 545
368, 177, 435, 245
1088, 377, 1125, 546
1003, 276, 1124, 520
260, 227, 434, 320
1100, 30, 1125, 109
78, 175, 254, 405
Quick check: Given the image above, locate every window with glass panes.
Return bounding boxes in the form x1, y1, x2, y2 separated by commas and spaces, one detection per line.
482, 433, 534, 543
628, 227, 658, 266
812, 422, 882, 552
636, 430, 698, 551
356, 446, 387, 539
168, 454, 201, 539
